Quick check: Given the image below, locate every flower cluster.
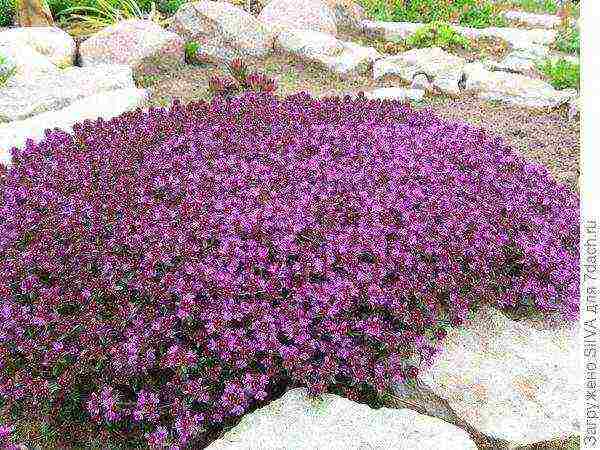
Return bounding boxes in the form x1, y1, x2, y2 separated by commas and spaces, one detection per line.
0, 92, 579, 448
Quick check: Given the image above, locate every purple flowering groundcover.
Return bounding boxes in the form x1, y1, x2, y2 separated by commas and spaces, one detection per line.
0, 92, 579, 449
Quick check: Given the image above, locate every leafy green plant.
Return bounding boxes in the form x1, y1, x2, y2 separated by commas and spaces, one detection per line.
537, 58, 580, 90
157, 0, 186, 15
406, 22, 471, 51
184, 41, 199, 63
0, 54, 16, 87
358, 0, 506, 29
0, 0, 16, 26
554, 26, 580, 55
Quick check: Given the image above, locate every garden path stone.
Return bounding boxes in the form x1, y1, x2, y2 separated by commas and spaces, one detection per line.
463, 61, 576, 108
0, 88, 148, 166
79, 19, 185, 76
275, 29, 381, 78
501, 10, 561, 29
169, 1, 274, 61
373, 47, 466, 96
206, 388, 477, 450
407, 305, 581, 447
0, 64, 135, 122
259, 0, 337, 35
366, 87, 424, 101
0, 26, 75, 67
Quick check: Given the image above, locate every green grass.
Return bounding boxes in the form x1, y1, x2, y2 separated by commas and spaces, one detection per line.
537, 58, 580, 90
358, 0, 507, 29
406, 21, 471, 51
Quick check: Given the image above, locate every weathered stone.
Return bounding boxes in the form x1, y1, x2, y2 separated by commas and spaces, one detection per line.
323, 0, 366, 32
464, 61, 576, 108
366, 87, 425, 101
276, 29, 380, 78
502, 10, 561, 29
206, 388, 477, 450
373, 47, 466, 96
416, 306, 581, 446
361, 20, 421, 41
275, 29, 344, 58
485, 53, 535, 74
483, 26, 556, 46
80, 19, 185, 76
0, 27, 75, 68
0, 88, 148, 167
411, 73, 433, 91
0, 42, 58, 77
169, 1, 274, 60
0, 64, 135, 122
259, 0, 337, 35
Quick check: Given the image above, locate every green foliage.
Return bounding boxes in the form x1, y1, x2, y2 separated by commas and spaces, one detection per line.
184, 40, 199, 63
554, 26, 580, 56
0, 54, 16, 87
510, 0, 558, 14
157, 0, 186, 15
537, 58, 580, 90
0, 0, 16, 26
406, 21, 471, 51
359, 0, 506, 29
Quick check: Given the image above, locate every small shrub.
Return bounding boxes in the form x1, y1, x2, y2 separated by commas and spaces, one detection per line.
157, 0, 186, 14
0, 92, 579, 448
184, 41, 200, 63
208, 59, 278, 99
359, 0, 506, 29
507, 0, 558, 14
554, 26, 580, 56
537, 58, 580, 90
406, 22, 471, 51
0, 54, 16, 87
0, 0, 16, 26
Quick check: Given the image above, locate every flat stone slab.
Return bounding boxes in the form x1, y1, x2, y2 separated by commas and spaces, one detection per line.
366, 87, 425, 101
502, 10, 561, 29
373, 47, 466, 96
418, 306, 581, 446
206, 388, 477, 450
464, 61, 576, 108
0, 87, 148, 166
0, 64, 135, 122
276, 29, 381, 78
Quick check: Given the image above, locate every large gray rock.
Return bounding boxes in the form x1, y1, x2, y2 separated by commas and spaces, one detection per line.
0, 88, 148, 167
169, 1, 274, 61
373, 47, 466, 96
394, 306, 581, 447
0, 27, 75, 68
206, 388, 477, 450
464, 61, 577, 108
259, 0, 338, 35
276, 29, 381, 78
79, 19, 185, 76
361, 20, 421, 41
0, 64, 135, 122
